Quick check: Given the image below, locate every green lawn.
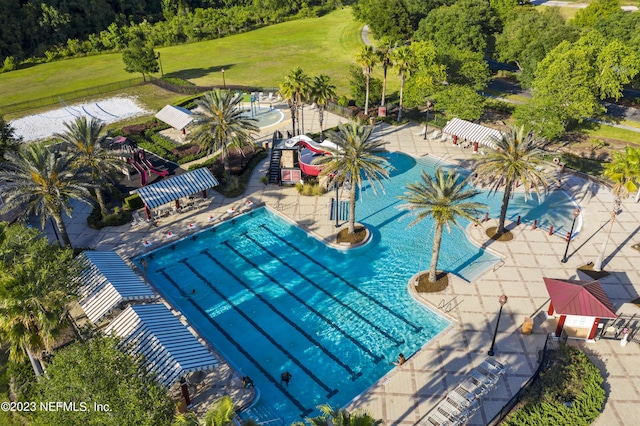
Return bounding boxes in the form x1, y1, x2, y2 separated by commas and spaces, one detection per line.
586, 122, 640, 142
0, 8, 364, 108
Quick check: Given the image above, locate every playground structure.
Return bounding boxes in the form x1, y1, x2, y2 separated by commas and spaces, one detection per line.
283, 134, 336, 177
111, 136, 169, 186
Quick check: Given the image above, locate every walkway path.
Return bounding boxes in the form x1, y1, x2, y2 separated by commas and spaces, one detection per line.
52, 106, 640, 425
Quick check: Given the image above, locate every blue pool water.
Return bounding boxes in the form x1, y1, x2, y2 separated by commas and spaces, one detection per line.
138, 152, 578, 423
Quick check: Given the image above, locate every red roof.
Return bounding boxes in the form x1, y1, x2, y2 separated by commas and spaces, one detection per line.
544, 278, 617, 319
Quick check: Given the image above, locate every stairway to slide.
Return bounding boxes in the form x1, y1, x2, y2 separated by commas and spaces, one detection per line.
268, 149, 282, 185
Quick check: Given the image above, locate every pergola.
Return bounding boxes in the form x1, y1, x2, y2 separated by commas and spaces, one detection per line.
134, 168, 219, 219
442, 118, 502, 151
544, 277, 617, 341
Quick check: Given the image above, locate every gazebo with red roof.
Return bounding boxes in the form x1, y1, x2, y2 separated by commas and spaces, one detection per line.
544, 277, 617, 341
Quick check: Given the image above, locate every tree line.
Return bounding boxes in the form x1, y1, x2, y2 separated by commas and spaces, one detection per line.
353, 0, 640, 139
0, 0, 346, 71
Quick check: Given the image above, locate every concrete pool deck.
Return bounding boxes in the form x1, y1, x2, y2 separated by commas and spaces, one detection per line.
55, 105, 640, 425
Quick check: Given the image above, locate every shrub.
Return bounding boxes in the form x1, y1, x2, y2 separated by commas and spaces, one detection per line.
213, 149, 267, 198
504, 345, 605, 426
337, 95, 349, 107
295, 181, 325, 196
122, 120, 164, 136
87, 205, 132, 229
161, 77, 195, 86
124, 194, 144, 210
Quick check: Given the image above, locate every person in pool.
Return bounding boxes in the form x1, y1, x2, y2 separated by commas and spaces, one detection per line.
242, 376, 254, 388
392, 353, 406, 366
281, 371, 292, 387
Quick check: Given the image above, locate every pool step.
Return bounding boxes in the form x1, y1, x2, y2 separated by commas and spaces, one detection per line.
240, 399, 284, 426
329, 199, 350, 221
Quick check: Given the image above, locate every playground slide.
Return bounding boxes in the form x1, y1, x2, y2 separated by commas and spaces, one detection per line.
128, 158, 148, 186
284, 134, 338, 155
138, 151, 169, 177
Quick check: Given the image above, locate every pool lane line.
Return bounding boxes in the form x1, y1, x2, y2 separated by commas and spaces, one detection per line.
258, 224, 424, 333
156, 268, 313, 417
179, 258, 340, 398
216, 243, 386, 366
242, 231, 404, 346
200, 249, 371, 376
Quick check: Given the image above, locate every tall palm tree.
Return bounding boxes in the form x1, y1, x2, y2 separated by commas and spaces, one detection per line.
279, 67, 311, 135
190, 89, 259, 184
55, 116, 123, 216
302, 404, 382, 426
311, 74, 337, 141
594, 145, 640, 271
473, 125, 550, 236
315, 121, 391, 234
355, 45, 378, 116
392, 45, 414, 121
0, 142, 95, 248
398, 168, 487, 283
375, 39, 395, 109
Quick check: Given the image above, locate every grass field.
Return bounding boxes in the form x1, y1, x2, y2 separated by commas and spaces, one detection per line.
0, 7, 364, 108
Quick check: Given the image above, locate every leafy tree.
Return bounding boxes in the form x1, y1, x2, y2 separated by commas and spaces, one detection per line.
352, 0, 413, 43
122, 35, 159, 81
189, 90, 259, 184
279, 67, 312, 135
473, 126, 550, 236
572, 0, 621, 28
431, 85, 485, 121
311, 74, 337, 141
0, 115, 21, 161
349, 65, 382, 111
315, 121, 392, 235
31, 335, 175, 426
299, 403, 383, 426
398, 168, 486, 283
594, 146, 640, 271
401, 41, 447, 110
490, 0, 520, 24
437, 47, 490, 91
513, 102, 565, 141
54, 117, 122, 216
203, 395, 236, 426
391, 44, 415, 121
0, 143, 95, 248
355, 45, 379, 116
494, 7, 576, 88
0, 223, 79, 365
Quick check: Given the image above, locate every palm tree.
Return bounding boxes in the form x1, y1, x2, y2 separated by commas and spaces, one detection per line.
315, 121, 391, 234
392, 45, 414, 121
279, 67, 311, 135
375, 39, 395, 109
473, 125, 550, 236
302, 404, 382, 426
55, 116, 123, 216
355, 45, 378, 116
398, 168, 487, 283
594, 145, 640, 271
203, 395, 235, 426
0, 142, 95, 248
190, 89, 259, 184
311, 74, 337, 141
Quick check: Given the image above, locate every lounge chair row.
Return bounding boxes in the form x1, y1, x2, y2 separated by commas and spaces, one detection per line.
424, 358, 506, 426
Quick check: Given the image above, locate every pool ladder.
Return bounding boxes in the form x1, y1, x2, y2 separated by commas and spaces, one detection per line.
438, 296, 462, 313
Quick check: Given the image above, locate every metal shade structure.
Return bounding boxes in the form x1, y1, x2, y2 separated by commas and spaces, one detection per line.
155, 105, 193, 131
134, 168, 219, 210
103, 304, 219, 388
77, 251, 156, 324
442, 118, 502, 149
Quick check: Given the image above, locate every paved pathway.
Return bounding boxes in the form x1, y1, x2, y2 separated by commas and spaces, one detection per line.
54, 106, 640, 425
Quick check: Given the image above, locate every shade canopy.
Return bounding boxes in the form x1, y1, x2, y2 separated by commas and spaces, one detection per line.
134, 168, 219, 210
155, 105, 193, 130
442, 118, 502, 148
544, 277, 617, 319
103, 304, 219, 388
78, 251, 156, 324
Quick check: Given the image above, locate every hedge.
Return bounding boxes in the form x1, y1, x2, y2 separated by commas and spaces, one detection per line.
87, 206, 132, 229
124, 194, 144, 210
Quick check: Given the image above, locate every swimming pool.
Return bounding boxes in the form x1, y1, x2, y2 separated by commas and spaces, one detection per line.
239, 104, 284, 128
138, 152, 579, 423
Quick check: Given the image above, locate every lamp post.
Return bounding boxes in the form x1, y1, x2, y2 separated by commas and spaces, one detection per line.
488, 294, 508, 356
335, 181, 340, 228
561, 208, 581, 263
221, 68, 226, 88
423, 100, 432, 140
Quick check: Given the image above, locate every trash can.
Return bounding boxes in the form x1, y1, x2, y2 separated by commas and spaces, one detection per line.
378, 106, 387, 117
522, 317, 534, 335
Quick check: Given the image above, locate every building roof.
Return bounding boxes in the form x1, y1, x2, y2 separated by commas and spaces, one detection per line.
78, 251, 156, 324
154, 105, 193, 130
544, 277, 617, 319
133, 168, 219, 210
103, 304, 219, 388
442, 118, 502, 148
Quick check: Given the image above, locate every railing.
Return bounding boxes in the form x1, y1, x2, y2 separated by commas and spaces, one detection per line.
148, 76, 278, 96
0, 77, 146, 115
486, 334, 558, 425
